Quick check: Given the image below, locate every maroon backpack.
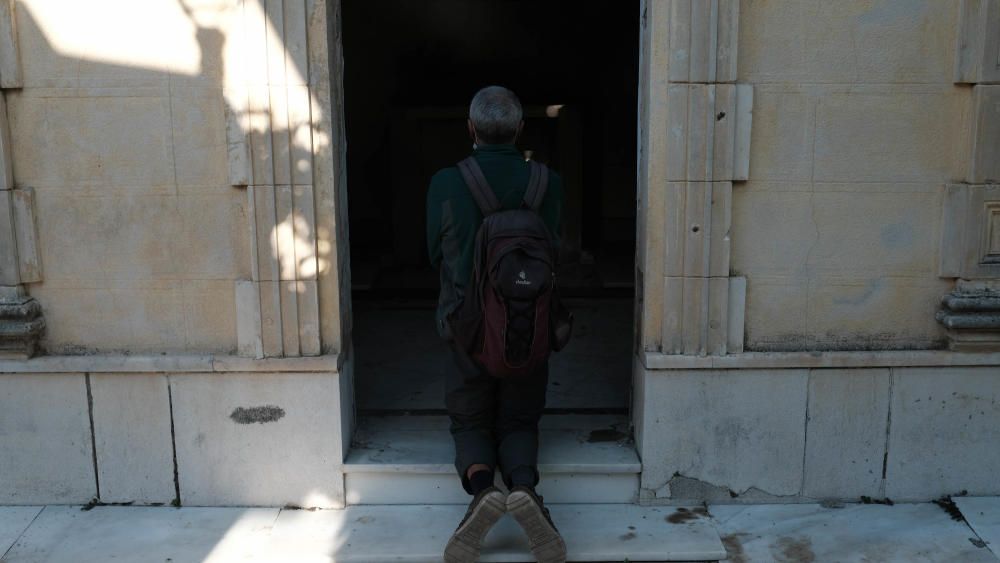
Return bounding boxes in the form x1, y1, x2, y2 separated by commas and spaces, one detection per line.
447, 157, 572, 378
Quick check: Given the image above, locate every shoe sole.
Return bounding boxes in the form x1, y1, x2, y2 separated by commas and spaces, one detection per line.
444, 490, 507, 563
507, 490, 567, 563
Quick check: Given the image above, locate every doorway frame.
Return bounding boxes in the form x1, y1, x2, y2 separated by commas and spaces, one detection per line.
318, 0, 661, 455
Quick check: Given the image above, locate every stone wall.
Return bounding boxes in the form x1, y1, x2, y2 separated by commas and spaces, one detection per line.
3, 0, 347, 357
636, 361, 1000, 504
0, 357, 346, 507
3, 0, 993, 356
733, 0, 971, 351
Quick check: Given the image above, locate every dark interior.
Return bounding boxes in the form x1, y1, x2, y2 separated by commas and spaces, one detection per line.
342, 0, 640, 412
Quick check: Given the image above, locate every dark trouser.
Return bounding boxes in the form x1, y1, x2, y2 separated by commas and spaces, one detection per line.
445, 344, 549, 495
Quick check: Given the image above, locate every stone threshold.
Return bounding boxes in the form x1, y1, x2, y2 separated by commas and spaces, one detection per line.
345, 414, 640, 474
0, 353, 340, 374
643, 350, 1000, 371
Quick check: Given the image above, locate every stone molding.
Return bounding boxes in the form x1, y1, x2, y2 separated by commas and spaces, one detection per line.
955, 0, 1000, 84
0, 293, 44, 359
225, 0, 321, 358
642, 349, 1000, 370
936, 280, 1000, 351
638, 0, 750, 356
0, 352, 340, 374
4, 348, 997, 374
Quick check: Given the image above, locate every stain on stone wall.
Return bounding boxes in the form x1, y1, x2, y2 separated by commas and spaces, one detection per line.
229, 405, 286, 424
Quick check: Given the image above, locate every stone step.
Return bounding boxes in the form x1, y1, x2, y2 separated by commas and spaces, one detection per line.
268, 503, 727, 562
344, 414, 641, 505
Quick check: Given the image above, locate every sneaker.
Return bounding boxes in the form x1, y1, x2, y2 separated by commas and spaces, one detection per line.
506, 486, 567, 563
444, 486, 507, 563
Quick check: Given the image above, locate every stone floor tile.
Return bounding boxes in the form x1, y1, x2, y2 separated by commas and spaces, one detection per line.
266, 503, 725, 562
957, 497, 1000, 558
2, 506, 279, 563
710, 502, 998, 562
0, 507, 42, 557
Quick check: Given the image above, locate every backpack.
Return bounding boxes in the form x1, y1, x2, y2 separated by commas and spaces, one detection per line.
447, 156, 573, 378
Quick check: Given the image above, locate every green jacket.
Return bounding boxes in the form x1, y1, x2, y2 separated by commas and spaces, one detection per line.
426, 144, 563, 337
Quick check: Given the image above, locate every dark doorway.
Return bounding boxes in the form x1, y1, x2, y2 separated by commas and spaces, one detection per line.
343, 0, 640, 413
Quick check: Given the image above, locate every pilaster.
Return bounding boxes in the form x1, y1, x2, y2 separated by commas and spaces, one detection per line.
225, 0, 321, 358
938, 7, 1000, 350
639, 0, 752, 356
0, 3, 42, 359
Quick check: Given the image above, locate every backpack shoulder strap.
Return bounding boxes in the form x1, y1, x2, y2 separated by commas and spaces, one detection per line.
522, 160, 549, 212
457, 157, 501, 216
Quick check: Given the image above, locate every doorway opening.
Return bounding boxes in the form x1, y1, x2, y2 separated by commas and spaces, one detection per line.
342, 0, 640, 415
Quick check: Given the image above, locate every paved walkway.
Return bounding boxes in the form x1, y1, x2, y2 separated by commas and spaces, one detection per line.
1, 498, 998, 562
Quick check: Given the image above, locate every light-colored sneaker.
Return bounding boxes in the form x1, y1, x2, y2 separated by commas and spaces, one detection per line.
506, 486, 567, 563
444, 486, 507, 563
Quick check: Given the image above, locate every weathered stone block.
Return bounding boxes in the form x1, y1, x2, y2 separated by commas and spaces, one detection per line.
727, 276, 746, 353
275, 185, 319, 281
248, 87, 275, 184
664, 181, 731, 278
176, 191, 250, 280
288, 85, 315, 185
803, 369, 890, 499
170, 88, 229, 187
11, 188, 42, 283
955, 0, 1000, 84
33, 191, 181, 281
90, 374, 175, 504
967, 85, 1000, 183
809, 189, 940, 277
224, 90, 252, 187
665, 85, 749, 182
745, 89, 815, 181
886, 367, 1000, 500
739, 0, 957, 84
0, 0, 22, 88
813, 90, 964, 183
742, 275, 809, 351
0, 190, 18, 286
8, 95, 175, 188
807, 277, 950, 350
249, 185, 280, 282
667, 0, 739, 83
731, 189, 814, 276
11, 1, 77, 88
0, 93, 13, 191
639, 369, 808, 499
28, 282, 187, 353
259, 280, 283, 357
235, 280, 263, 358
0, 373, 95, 504
170, 371, 344, 507
181, 279, 238, 353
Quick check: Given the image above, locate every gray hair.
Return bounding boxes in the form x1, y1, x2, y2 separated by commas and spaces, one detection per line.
469, 86, 523, 144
